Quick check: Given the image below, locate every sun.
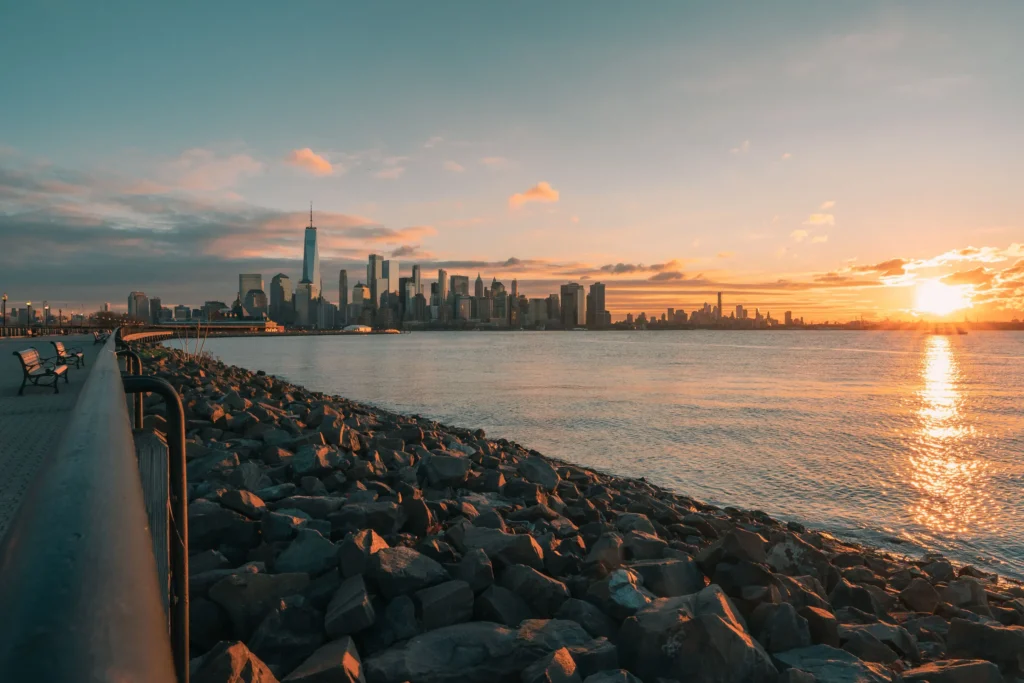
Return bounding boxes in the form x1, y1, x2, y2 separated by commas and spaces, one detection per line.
914, 280, 972, 317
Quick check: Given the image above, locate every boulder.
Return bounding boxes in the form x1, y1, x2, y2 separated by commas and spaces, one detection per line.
423, 454, 471, 487
330, 502, 406, 537
262, 512, 309, 543
461, 527, 545, 570
190, 506, 260, 551
629, 558, 705, 598
521, 647, 580, 683
371, 547, 449, 599
275, 529, 338, 576
695, 528, 767, 570
248, 598, 325, 676
326, 575, 377, 637
621, 531, 666, 561
749, 603, 812, 653
900, 577, 940, 614
415, 580, 475, 631
518, 457, 561, 492
765, 534, 832, 585
193, 641, 279, 683
798, 606, 840, 647
830, 578, 886, 618
516, 619, 592, 653
902, 659, 1003, 683
584, 533, 625, 573
772, 645, 893, 683
455, 548, 495, 593
284, 636, 366, 683
581, 671, 641, 683
618, 584, 777, 682
475, 586, 534, 627
220, 489, 268, 519
613, 513, 656, 536
554, 599, 618, 640
566, 639, 618, 679
501, 565, 571, 618
338, 529, 389, 579
191, 597, 231, 653
585, 569, 654, 621
841, 628, 899, 665
840, 623, 920, 662
209, 572, 311, 638
946, 617, 1024, 676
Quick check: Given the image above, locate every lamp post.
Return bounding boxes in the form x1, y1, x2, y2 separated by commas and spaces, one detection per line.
44, 303, 50, 332
1, 293, 6, 332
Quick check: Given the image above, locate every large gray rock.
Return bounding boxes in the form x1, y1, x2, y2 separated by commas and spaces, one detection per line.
326, 575, 377, 637
765, 534, 832, 585
415, 580, 475, 631
371, 547, 449, 599
749, 602, 812, 654
772, 645, 893, 682
521, 647, 580, 683
900, 577, 940, 614
554, 599, 618, 640
946, 617, 1024, 676
695, 528, 767, 569
584, 533, 624, 572
461, 526, 545, 570
423, 454, 472, 487
619, 584, 777, 683
501, 565, 570, 618
629, 558, 705, 597
284, 636, 366, 683
841, 628, 900, 665
566, 639, 618, 679
798, 605, 840, 647
475, 586, 534, 627
518, 457, 560, 492
193, 640, 279, 683
276, 529, 338, 575
902, 659, 1003, 683
585, 569, 654, 621
248, 597, 325, 677
209, 572, 312, 637
840, 623, 920, 662
455, 548, 495, 593
614, 513, 656, 536
338, 529, 389, 579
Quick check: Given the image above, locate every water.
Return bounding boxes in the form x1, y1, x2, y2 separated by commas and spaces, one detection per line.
172, 330, 1024, 578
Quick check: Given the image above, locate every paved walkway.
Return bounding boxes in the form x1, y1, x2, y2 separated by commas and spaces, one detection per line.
0, 335, 100, 542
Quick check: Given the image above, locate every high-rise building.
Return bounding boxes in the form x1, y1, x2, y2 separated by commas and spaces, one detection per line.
128, 291, 149, 321
243, 290, 268, 318
411, 265, 422, 297
239, 274, 263, 305
352, 282, 370, 307
295, 282, 314, 326
547, 294, 560, 321
102, 302, 111, 313
588, 282, 607, 328
173, 304, 190, 320
383, 260, 399, 302
270, 274, 293, 324
560, 283, 586, 328
149, 296, 162, 324
301, 208, 321, 298
717, 292, 723, 321
511, 279, 518, 298
437, 269, 449, 307
474, 273, 484, 298
784, 311, 793, 326
736, 305, 746, 320
450, 275, 470, 297
339, 270, 349, 325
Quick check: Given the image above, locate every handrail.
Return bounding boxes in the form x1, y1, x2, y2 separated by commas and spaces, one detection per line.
0, 330, 177, 681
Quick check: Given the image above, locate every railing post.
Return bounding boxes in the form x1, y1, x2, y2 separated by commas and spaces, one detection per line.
122, 375, 189, 683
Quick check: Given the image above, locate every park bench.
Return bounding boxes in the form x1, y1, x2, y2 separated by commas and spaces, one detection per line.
93, 330, 109, 344
12, 348, 69, 395
51, 340, 85, 368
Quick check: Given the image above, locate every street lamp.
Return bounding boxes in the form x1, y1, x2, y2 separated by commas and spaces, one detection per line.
1, 293, 6, 331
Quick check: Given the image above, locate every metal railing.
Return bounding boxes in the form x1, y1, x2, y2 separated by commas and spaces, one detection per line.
0, 329, 179, 681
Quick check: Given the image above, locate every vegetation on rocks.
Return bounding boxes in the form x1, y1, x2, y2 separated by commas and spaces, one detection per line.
138, 346, 1024, 683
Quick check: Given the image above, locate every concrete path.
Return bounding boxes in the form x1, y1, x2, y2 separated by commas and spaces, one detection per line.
0, 335, 100, 542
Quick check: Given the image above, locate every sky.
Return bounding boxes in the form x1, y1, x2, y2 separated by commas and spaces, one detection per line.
1, 1, 1022, 321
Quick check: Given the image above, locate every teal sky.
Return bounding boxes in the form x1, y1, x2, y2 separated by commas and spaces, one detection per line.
1, 1, 1022, 319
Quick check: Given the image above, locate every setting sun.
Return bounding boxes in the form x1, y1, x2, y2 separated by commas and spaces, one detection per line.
915, 280, 972, 317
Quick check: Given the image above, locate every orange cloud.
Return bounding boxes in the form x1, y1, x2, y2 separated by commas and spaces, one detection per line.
509, 181, 560, 209
804, 213, 835, 226
285, 148, 334, 176
443, 160, 465, 173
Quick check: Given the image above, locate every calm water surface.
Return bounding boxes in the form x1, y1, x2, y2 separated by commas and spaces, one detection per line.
177, 331, 1024, 578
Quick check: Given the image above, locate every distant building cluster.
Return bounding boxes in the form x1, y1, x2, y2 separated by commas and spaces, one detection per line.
620, 292, 805, 329
119, 208, 612, 331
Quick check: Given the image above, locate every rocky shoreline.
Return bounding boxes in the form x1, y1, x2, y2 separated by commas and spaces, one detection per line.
140, 345, 1024, 683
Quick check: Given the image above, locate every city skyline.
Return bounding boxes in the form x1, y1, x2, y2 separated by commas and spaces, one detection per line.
1, 3, 1022, 321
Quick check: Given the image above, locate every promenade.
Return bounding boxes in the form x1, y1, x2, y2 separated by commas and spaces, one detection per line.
0, 335, 99, 542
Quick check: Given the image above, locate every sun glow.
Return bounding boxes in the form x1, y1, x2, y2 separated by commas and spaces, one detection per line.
914, 280, 971, 317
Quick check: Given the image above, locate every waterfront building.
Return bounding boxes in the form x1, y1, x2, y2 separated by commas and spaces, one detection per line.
128, 291, 149, 321
239, 274, 263, 305
527, 298, 547, 326
450, 275, 470, 297
477, 297, 493, 321
474, 273, 484, 298
383, 260, 399, 302
494, 291, 508, 324
411, 265, 422, 297
367, 254, 384, 305
717, 292, 723, 320
102, 302, 111, 313
243, 289, 268, 318
295, 283, 314, 326
588, 282, 607, 328
547, 294, 560, 322
352, 282, 370, 307
301, 208, 321, 298
270, 274, 293, 324
560, 283, 586, 328
437, 269, 449, 311
736, 305, 746, 320
455, 294, 472, 320
149, 296, 162, 324
173, 304, 191, 321
511, 279, 518, 299
626, 312, 634, 324
317, 299, 337, 329
203, 301, 229, 321
339, 270, 349, 325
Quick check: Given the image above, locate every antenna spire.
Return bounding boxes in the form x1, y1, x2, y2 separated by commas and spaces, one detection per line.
309, 202, 313, 229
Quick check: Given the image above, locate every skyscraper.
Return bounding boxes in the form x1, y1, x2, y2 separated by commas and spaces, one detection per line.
474, 273, 484, 298
437, 269, 449, 306
450, 275, 470, 297
367, 254, 384, 307
560, 283, 586, 327
239, 274, 263, 305
717, 292, 723, 321
339, 270, 349, 325
383, 260, 399, 302
270, 273, 293, 324
301, 207, 321, 298
149, 296, 162, 324
411, 265, 422, 297
588, 282, 606, 328
128, 291, 149, 321
511, 279, 518, 298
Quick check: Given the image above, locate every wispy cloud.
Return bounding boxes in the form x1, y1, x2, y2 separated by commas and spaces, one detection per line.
443, 160, 465, 173
285, 148, 333, 176
509, 181, 559, 209
811, 235, 829, 243
791, 229, 809, 242
820, 200, 836, 210
423, 136, 443, 149
730, 140, 751, 154
781, 152, 792, 160
481, 156, 509, 168
374, 166, 406, 180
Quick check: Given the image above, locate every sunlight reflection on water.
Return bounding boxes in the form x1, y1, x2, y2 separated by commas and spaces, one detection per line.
907, 336, 989, 535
